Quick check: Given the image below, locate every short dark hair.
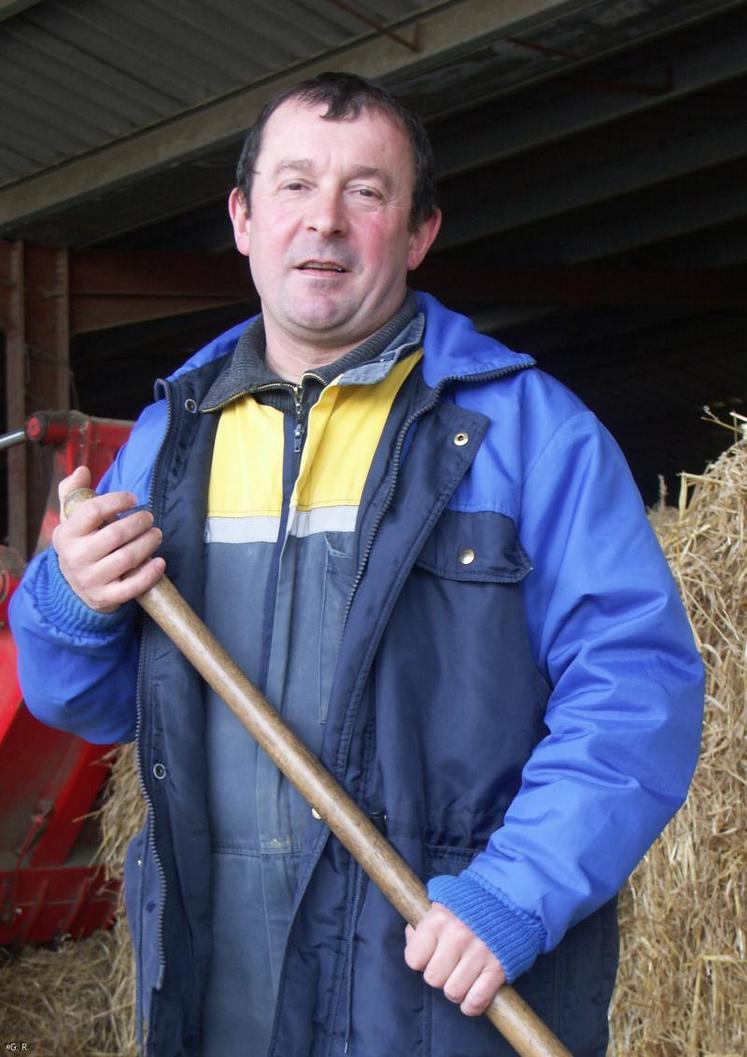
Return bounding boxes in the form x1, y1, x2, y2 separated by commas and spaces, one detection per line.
234, 71, 438, 231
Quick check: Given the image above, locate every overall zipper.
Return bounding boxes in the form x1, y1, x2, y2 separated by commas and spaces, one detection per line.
235, 375, 324, 458
292, 384, 305, 454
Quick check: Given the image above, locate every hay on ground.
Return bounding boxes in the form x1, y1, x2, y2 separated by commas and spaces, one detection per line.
0, 744, 143, 1057
609, 423, 747, 1057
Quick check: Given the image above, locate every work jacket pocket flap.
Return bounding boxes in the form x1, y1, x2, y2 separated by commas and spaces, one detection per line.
415, 509, 532, 583
425, 843, 476, 878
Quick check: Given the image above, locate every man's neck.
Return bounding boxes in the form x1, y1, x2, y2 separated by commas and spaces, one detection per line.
262, 296, 415, 384
264, 334, 360, 384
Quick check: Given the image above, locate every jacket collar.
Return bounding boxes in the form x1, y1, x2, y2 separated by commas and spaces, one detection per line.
415, 291, 535, 388
198, 292, 422, 412
162, 291, 534, 398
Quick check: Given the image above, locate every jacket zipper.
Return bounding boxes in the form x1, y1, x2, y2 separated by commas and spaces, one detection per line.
323, 361, 532, 1051
136, 373, 314, 1039
134, 378, 174, 1008
342, 362, 530, 632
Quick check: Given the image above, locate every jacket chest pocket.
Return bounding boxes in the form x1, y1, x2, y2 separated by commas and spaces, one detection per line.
407, 508, 540, 721
414, 508, 532, 584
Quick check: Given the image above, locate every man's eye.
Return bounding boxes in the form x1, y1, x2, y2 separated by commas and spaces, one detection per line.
352, 187, 381, 200
282, 181, 307, 192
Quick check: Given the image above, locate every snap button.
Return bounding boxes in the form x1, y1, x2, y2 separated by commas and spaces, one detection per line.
311, 807, 322, 820
453, 431, 469, 447
153, 762, 167, 780
459, 548, 476, 565
136, 858, 143, 868
184, 398, 197, 413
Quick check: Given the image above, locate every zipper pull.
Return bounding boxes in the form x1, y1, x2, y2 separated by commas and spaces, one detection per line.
293, 385, 305, 454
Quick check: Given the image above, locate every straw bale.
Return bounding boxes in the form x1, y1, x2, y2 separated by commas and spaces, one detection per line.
0, 745, 143, 1056
609, 428, 747, 1056
2, 429, 745, 1056
0, 915, 136, 1057
97, 742, 146, 874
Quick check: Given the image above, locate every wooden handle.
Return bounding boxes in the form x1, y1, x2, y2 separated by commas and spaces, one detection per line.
64, 487, 573, 1057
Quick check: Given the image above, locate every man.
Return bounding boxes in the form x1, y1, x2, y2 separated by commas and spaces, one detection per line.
11, 73, 703, 1057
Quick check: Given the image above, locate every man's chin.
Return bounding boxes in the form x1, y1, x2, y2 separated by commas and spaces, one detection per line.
273, 291, 403, 350
285, 307, 364, 345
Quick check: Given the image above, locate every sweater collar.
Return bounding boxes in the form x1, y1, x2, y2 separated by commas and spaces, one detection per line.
200, 292, 421, 412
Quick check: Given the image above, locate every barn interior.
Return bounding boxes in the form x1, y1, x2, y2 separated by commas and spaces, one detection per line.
2, 0, 747, 553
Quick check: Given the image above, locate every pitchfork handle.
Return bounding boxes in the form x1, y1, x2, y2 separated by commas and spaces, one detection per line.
64, 486, 572, 1057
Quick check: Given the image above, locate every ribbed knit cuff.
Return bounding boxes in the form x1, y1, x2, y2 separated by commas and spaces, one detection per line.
427, 871, 546, 983
33, 548, 134, 638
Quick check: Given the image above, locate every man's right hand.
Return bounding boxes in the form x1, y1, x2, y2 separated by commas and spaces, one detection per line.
52, 465, 165, 613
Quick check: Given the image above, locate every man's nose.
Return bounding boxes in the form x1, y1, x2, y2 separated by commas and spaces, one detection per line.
305, 190, 347, 238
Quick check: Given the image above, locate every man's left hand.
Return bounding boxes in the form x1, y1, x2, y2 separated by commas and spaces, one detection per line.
404, 902, 506, 1016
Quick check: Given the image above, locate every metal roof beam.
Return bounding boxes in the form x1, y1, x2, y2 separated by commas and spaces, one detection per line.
652, 223, 747, 270
0, 0, 601, 231
0, 1, 44, 22
516, 165, 747, 266
434, 12, 747, 179
438, 101, 747, 250
68, 248, 254, 333
416, 259, 747, 308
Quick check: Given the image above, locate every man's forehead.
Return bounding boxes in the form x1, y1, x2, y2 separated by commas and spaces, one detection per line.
260, 96, 408, 151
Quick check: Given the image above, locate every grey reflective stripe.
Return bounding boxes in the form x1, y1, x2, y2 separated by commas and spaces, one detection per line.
290, 505, 359, 538
205, 515, 281, 544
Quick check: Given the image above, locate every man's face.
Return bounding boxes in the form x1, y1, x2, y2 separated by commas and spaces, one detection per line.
229, 98, 441, 355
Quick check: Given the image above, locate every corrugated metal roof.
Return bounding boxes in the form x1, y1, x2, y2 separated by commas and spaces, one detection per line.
2, 0, 746, 512
0, 0, 440, 188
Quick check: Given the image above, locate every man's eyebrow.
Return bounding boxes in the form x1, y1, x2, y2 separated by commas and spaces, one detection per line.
349, 165, 392, 188
272, 158, 314, 177
349, 165, 384, 179
270, 159, 391, 187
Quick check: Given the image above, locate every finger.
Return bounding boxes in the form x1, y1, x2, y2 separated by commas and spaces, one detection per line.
85, 556, 166, 612
441, 948, 489, 1005
63, 490, 141, 536
404, 918, 438, 971
76, 508, 157, 563
91, 525, 163, 584
460, 965, 505, 1017
421, 940, 461, 990
54, 508, 156, 569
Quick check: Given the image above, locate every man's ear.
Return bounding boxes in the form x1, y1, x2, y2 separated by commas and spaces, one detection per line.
228, 187, 251, 257
407, 209, 442, 272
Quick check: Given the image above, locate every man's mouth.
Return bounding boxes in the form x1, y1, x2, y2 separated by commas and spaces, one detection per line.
297, 260, 348, 273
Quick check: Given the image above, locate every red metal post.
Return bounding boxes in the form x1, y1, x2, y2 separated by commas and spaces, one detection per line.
23, 246, 71, 554
69, 248, 254, 333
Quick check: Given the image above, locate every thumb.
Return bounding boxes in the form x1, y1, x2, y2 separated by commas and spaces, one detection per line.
58, 465, 92, 521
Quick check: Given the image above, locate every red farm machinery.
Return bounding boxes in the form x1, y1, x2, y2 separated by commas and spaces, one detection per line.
1, 411, 132, 946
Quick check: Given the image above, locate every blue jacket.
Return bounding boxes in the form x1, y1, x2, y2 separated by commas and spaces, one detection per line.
11, 293, 703, 1057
